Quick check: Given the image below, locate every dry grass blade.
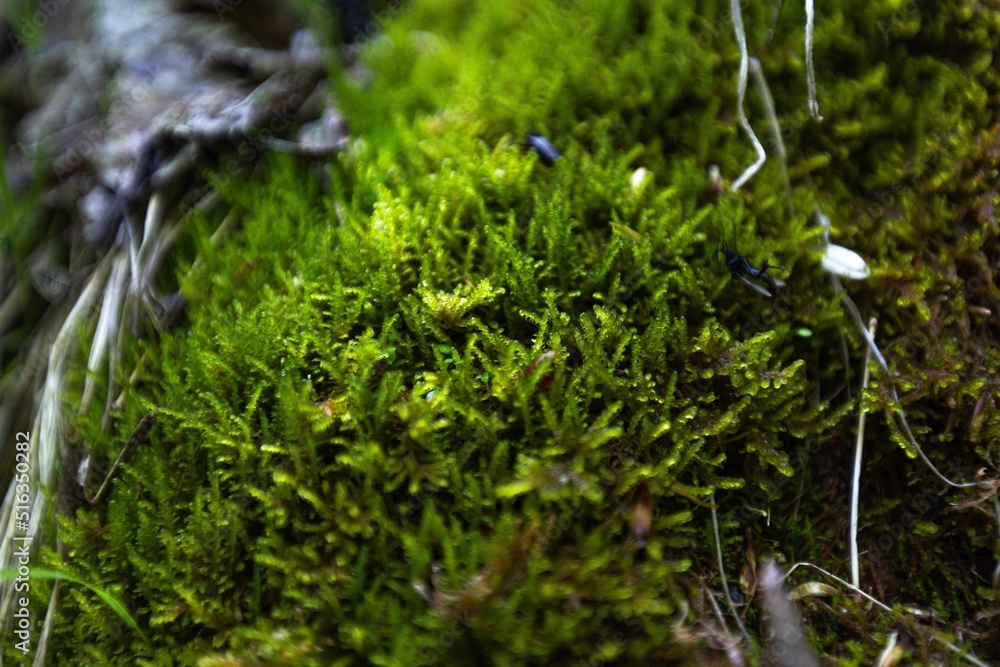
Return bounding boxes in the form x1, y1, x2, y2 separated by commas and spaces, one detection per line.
875, 632, 903, 667
781, 563, 993, 667
804, 0, 822, 120
787, 581, 838, 599
748, 58, 793, 217
0, 253, 115, 625
729, 0, 767, 191
710, 492, 752, 644
783, 561, 890, 611
136, 192, 167, 286
850, 317, 877, 588
838, 292, 982, 489
81, 249, 128, 414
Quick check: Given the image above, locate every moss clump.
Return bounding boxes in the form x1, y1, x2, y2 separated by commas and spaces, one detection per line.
39, 0, 999, 664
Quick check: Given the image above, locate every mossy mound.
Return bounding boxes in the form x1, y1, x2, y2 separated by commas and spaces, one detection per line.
36, 0, 999, 664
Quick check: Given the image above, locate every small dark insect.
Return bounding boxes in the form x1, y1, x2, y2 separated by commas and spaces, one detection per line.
720, 244, 784, 298
722, 249, 782, 297
525, 131, 560, 166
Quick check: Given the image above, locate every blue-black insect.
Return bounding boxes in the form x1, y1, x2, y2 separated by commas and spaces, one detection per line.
525, 131, 560, 166
714, 224, 785, 298
722, 247, 784, 298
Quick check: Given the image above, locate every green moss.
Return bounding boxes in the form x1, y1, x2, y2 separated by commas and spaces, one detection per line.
37, 0, 1000, 664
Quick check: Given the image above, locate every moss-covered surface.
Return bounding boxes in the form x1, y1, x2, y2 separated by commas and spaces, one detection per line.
28, 0, 1000, 664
